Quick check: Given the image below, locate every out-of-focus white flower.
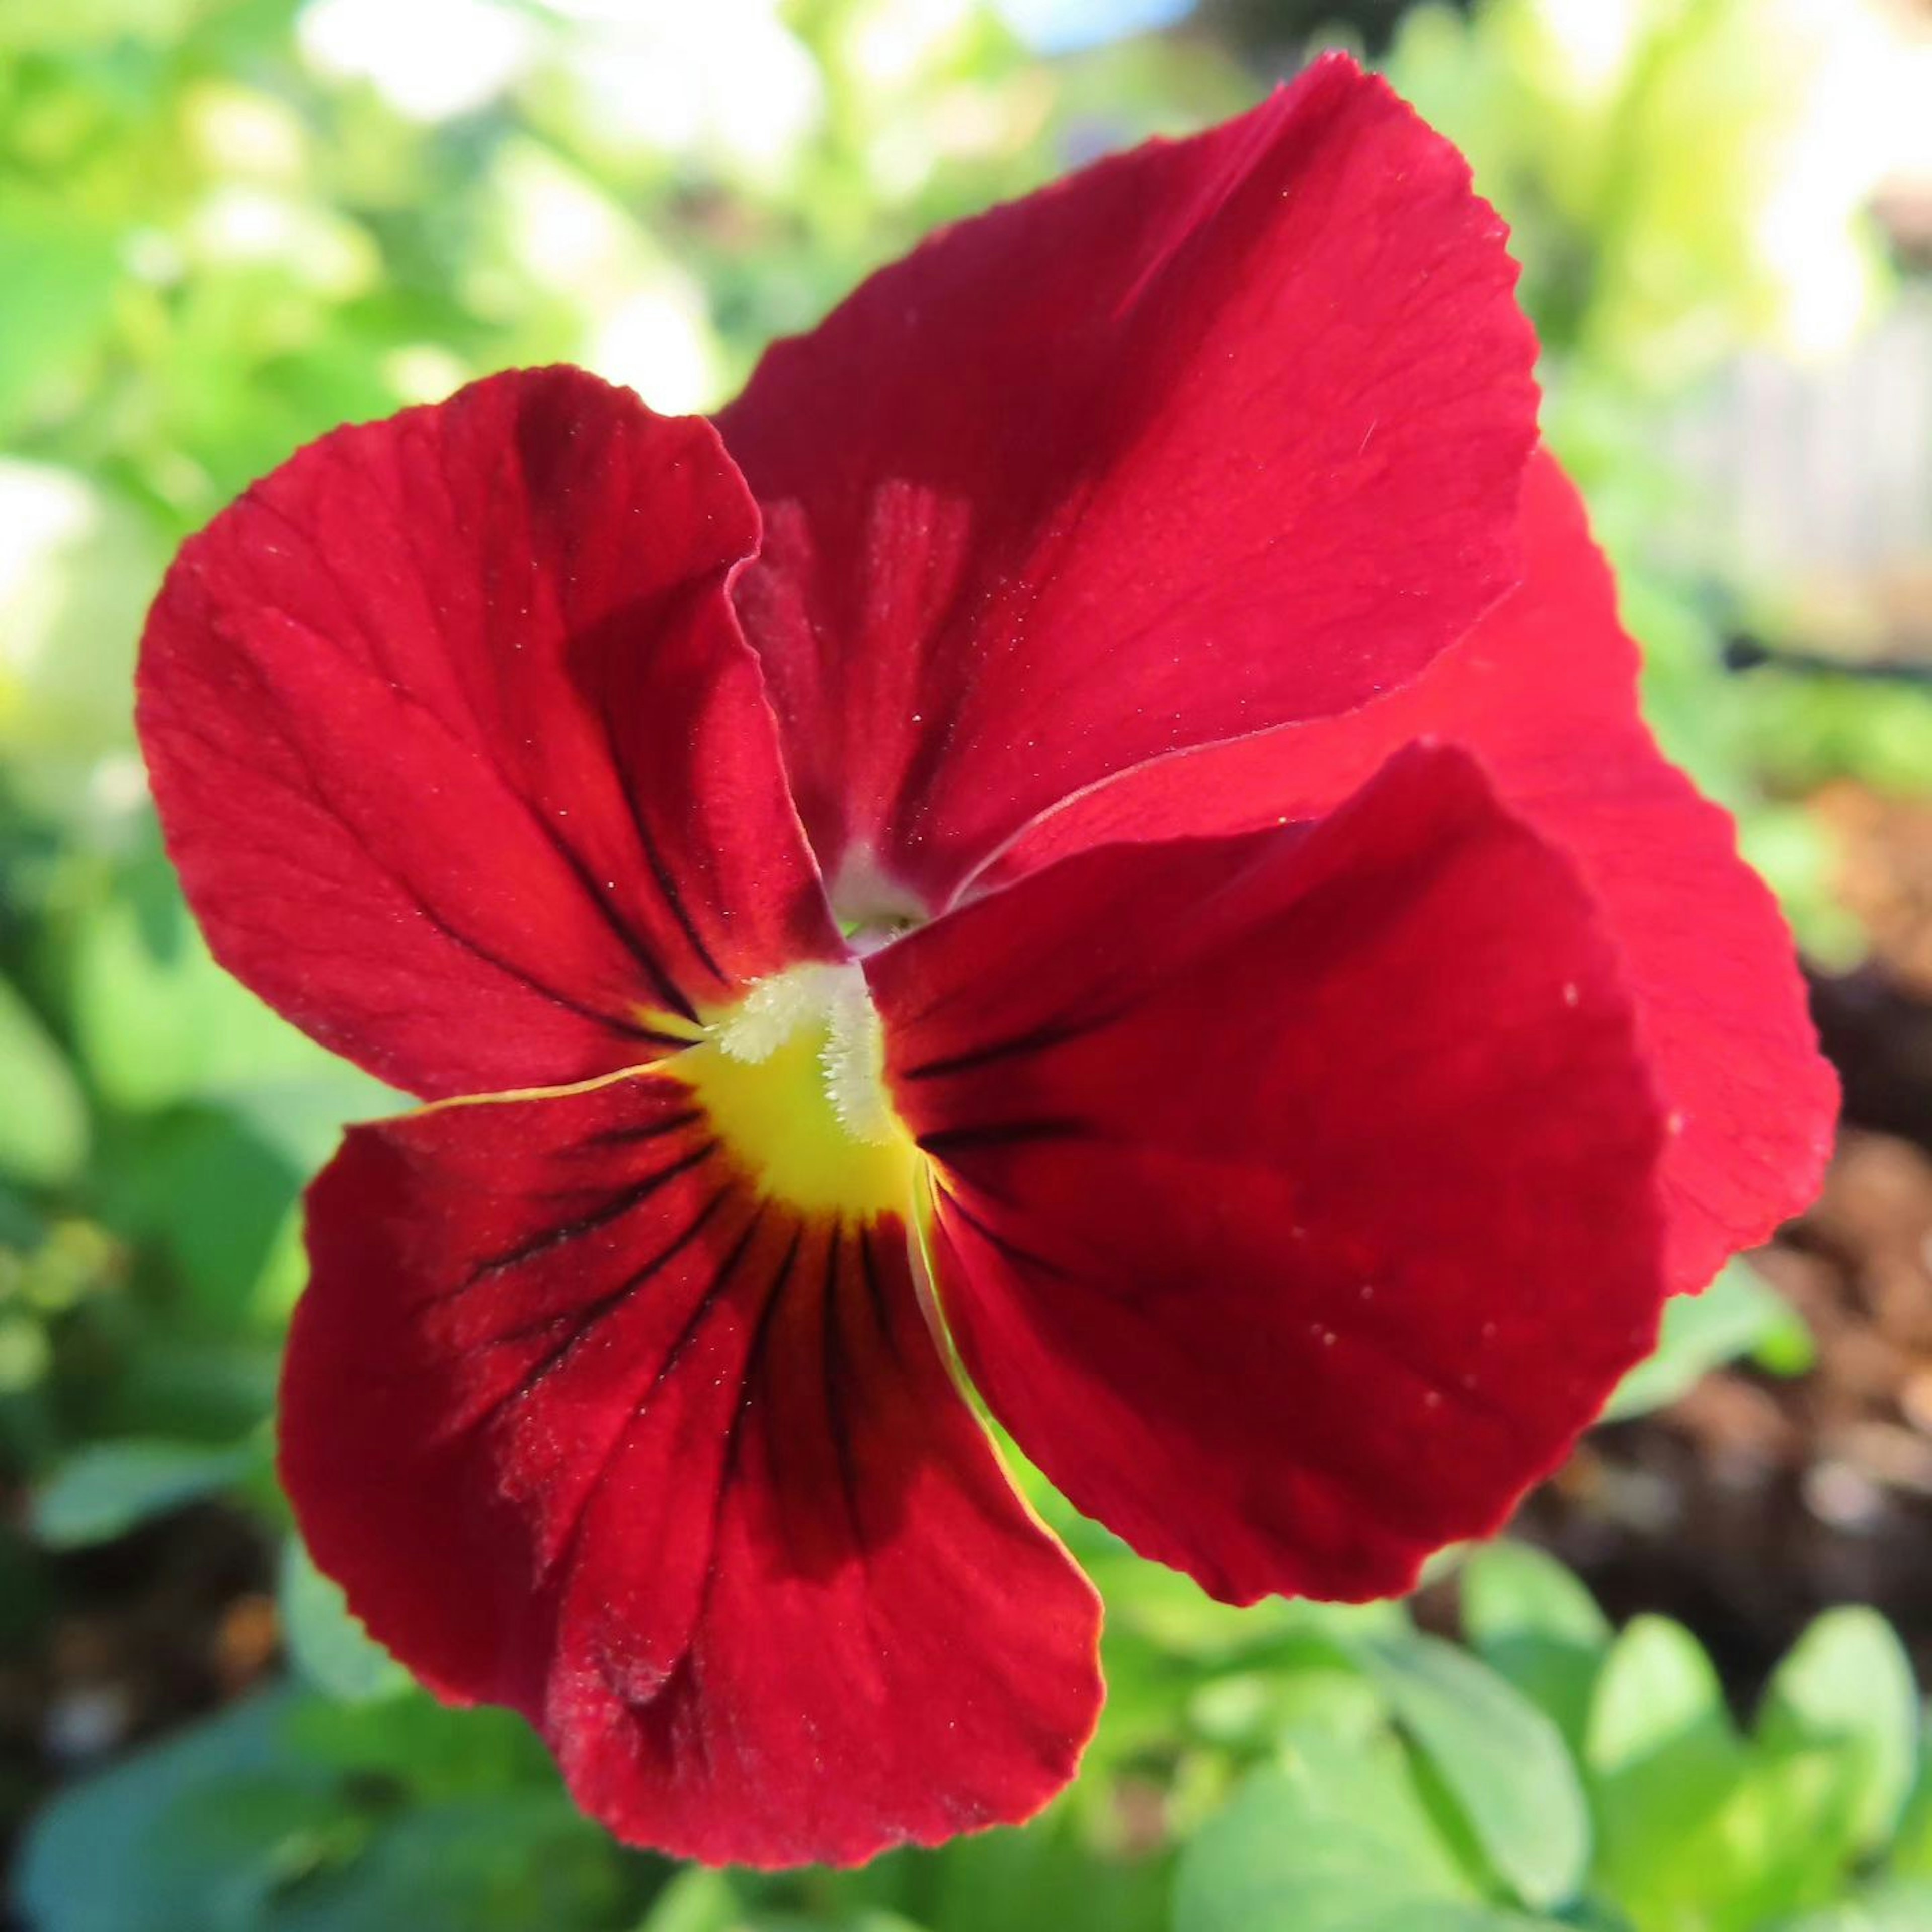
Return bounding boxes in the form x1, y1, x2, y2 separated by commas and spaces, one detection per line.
1509, 0, 1921, 363
184, 83, 309, 183
298, 0, 539, 122
488, 139, 727, 414
1527, 0, 1645, 101
544, 0, 822, 183
1735, 0, 1909, 359
991, 0, 1192, 56
383, 346, 471, 406
185, 186, 376, 297
847, 0, 974, 87
0, 463, 164, 825
591, 285, 727, 416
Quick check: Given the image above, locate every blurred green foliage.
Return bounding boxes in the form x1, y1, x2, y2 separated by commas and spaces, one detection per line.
16, 1533, 1932, 1932
1, 0, 1925, 1927
1384, 0, 1932, 956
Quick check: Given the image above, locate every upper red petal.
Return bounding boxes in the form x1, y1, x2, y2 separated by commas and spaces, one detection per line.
137, 367, 840, 1101
281, 1074, 1101, 1867
869, 744, 1668, 1604
978, 451, 1837, 1291
719, 55, 1538, 909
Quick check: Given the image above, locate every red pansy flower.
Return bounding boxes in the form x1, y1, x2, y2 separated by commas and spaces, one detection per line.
136, 56, 1834, 1868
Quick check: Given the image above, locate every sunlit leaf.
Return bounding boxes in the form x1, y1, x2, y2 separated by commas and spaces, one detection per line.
279, 1534, 411, 1705
1459, 1541, 1609, 1752
0, 974, 88, 1188
1174, 1721, 1495, 1932
1756, 1607, 1920, 1857
1585, 1616, 1746, 1924
635, 1869, 745, 1932
1603, 1260, 1810, 1421
1770, 1878, 1932, 1931
30, 1435, 256, 1548
13, 1689, 318, 1932
1353, 1634, 1590, 1910
0, 207, 119, 433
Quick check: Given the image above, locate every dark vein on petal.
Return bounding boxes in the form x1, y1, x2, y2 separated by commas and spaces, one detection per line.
228, 505, 702, 1027
169, 648, 670, 1051
857, 1227, 899, 1370
821, 1227, 866, 1542
719, 1222, 803, 1490
602, 705, 729, 991
532, 1199, 775, 1596
899, 1008, 1116, 1083
482, 1141, 719, 1278
918, 1116, 1094, 1159
543, 830, 703, 1024
577, 1105, 706, 1152
634, 1201, 771, 1417
609, 1216, 801, 1750
938, 1187, 1076, 1283
455, 1184, 736, 1430
413, 1141, 720, 1322
821, 1224, 876, 1617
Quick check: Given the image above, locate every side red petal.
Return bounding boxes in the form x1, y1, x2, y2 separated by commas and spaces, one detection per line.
138, 367, 840, 1101
719, 55, 1538, 908
977, 451, 1837, 1291
869, 745, 1668, 1604
281, 1075, 1100, 1867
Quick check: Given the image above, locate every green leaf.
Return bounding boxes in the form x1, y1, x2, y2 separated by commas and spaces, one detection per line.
1770, 1878, 1932, 1931
0, 974, 88, 1188
1756, 1607, 1920, 1858
636, 1869, 745, 1932
104, 1105, 301, 1333
30, 1435, 255, 1548
269, 1792, 630, 1932
1893, 1759, 1932, 1877
70, 854, 393, 1152
1342, 1913, 1567, 1932
0, 205, 119, 433
749, 1918, 930, 1932
279, 1536, 411, 1705
0, 462, 162, 816
0, 0, 220, 54
1459, 1542, 1610, 1752
1584, 1616, 1746, 1923
1603, 1260, 1810, 1420
283, 1689, 557, 1804
1352, 1633, 1590, 1911
1174, 1723, 1487, 1932
12, 1688, 325, 1932
923, 1809, 1168, 1932
1719, 1740, 1873, 1926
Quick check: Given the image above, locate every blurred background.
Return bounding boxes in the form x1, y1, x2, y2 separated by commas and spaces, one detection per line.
3, 1, 1932, 1927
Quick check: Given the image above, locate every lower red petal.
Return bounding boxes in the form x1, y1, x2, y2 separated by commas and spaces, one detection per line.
282, 1075, 1099, 1866
974, 451, 1834, 1293
870, 744, 1669, 1604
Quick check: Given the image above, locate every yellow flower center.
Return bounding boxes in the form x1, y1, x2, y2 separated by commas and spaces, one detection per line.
668, 961, 921, 1220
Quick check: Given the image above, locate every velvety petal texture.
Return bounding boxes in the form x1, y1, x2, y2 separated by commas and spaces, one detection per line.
721, 54, 1539, 908
872, 745, 1670, 1603
975, 452, 1836, 1293
138, 367, 840, 1101
134, 44, 1837, 1875
282, 1074, 1101, 1867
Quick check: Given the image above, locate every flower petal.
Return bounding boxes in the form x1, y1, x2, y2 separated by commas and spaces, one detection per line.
868, 744, 1668, 1604
719, 55, 1538, 908
138, 367, 840, 1101
281, 1073, 1101, 1867
976, 451, 1836, 1292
